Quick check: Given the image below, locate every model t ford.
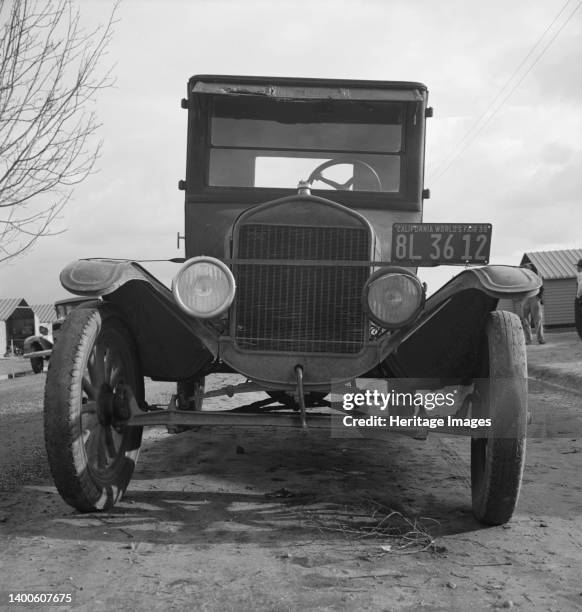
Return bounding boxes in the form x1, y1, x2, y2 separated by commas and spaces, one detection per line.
45, 75, 539, 525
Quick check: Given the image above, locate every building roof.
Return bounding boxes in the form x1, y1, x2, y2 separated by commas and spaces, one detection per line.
30, 303, 58, 323
521, 249, 582, 280
0, 298, 30, 321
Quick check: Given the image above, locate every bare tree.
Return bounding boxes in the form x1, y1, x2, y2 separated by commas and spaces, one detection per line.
0, 0, 117, 263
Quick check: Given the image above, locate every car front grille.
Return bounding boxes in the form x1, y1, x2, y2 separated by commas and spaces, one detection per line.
233, 224, 370, 353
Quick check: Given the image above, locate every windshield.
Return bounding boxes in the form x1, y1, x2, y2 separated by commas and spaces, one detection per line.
207, 97, 404, 193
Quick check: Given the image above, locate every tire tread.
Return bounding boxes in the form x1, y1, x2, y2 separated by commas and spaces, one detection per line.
471, 310, 527, 525
44, 305, 142, 512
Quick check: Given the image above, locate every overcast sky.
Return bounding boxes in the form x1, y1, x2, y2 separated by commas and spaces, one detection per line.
1, 0, 581, 303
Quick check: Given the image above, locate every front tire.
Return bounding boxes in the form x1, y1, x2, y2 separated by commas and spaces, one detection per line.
30, 356, 44, 374
471, 311, 527, 525
44, 305, 143, 512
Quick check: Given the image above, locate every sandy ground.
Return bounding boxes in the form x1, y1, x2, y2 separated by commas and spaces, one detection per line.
526, 330, 582, 393
0, 357, 42, 379
0, 363, 581, 612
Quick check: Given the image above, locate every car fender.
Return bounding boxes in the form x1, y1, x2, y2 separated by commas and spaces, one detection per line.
431, 264, 541, 302
23, 335, 53, 354
383, 265, 540, 382
60, 259, 157, 297
60, 259, 217, 381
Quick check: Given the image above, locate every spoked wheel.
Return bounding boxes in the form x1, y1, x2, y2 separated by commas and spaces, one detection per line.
471, 311, 527, 525
307, 158, 383, 191
44, 305, 143, 512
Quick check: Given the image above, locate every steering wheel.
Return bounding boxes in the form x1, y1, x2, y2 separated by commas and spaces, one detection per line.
307, 158, 382, 191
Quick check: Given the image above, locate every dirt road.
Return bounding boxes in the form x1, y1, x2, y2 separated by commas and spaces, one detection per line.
0, 374, 581, 611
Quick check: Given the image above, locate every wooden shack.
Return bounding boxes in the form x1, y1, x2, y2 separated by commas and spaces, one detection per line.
0, 298, 35, 355
498, 248, 582, 327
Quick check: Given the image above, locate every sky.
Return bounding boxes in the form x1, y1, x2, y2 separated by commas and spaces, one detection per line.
1, 0, 581, 304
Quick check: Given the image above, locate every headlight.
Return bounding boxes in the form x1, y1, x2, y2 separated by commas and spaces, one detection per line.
172, 256, 236, 318
363, 268, 424, 329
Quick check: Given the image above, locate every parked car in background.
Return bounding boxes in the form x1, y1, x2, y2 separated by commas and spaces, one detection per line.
23, 297, 90, 372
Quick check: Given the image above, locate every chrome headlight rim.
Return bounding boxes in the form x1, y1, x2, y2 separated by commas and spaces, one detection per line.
172, 256, 236, 319
362, 266, 425, 329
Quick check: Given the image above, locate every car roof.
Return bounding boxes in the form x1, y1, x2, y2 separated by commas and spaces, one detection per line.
189, 75, 428, 101
190, 74, 427, 90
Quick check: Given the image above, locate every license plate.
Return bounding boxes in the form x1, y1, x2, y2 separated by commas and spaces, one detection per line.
391, 223, 492, 266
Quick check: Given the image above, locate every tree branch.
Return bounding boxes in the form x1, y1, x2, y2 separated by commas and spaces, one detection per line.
0, 0, 116, 262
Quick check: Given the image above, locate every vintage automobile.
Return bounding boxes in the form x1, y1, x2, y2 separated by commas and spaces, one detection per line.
44, 75, 540, 525
23, 297, 91, 373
